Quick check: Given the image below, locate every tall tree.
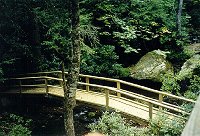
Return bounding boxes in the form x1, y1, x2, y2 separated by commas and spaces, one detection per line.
63, 0, 80, 136
177, 0, 183, 35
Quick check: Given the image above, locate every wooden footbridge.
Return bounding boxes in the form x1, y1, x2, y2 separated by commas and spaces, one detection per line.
0, 71, 195, 124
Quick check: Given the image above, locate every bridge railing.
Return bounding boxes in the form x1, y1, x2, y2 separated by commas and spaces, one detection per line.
23, 71, 195, 101
77, 73, 195, 117
3, 71, 196, 120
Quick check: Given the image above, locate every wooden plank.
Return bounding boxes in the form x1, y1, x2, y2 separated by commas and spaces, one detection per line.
9, 76, 46, 80
20, 84, 45, 87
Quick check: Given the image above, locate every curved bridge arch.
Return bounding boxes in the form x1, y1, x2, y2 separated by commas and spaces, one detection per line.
0, 71, 195, 124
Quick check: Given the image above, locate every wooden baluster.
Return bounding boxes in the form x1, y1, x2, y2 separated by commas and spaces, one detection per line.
149, 102, 153, 119
105, 89, 109, 111
45, 78, 49, 95
59, 73, 63, 87
159, 94, 163, 110
117, 81, 121, 97
19, 80, 22, 94
86, 77, 90, 91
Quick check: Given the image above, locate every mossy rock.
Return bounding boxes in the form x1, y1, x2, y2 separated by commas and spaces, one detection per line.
177, 54, 200, 80
184, 43, 200, 56
129, 50, 174, 82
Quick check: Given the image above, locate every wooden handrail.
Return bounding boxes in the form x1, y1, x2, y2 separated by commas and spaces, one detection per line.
78, 82, 190, 115
79, 73, 195, 103
17, 71, 196, 103
6, 72, 196, 104
5, 71, 195, 120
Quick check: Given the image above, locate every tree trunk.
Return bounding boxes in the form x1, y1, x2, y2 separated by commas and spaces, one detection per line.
63, 0, 80, 136
177, 0, 183, 35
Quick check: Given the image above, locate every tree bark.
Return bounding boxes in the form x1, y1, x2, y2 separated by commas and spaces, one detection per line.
63, 0, 80, 136
177, 0, 183, 35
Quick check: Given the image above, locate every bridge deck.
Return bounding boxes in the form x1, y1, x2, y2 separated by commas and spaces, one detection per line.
1, 87, 158, 123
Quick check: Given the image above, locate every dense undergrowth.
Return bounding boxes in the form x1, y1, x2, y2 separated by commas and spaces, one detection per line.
0, 113, 32, 136
89, 112, 185, 136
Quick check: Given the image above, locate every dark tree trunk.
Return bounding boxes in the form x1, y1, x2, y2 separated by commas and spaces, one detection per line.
29, 9, 41, 71
177, 0, 183, 35
32, 16, 41, 58
63, 0, 80, 136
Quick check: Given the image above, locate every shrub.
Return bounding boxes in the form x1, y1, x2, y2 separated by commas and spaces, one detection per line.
188, 75, 200, 95
88, 112, 148, 136
148, 113, 186, 136
181, 74, 200, 113
161, 73, 180, 94
0, 113, 32, 136
89, 112, 187, 136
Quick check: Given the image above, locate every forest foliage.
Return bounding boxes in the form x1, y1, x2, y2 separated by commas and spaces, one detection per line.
0, 0, 200, 135
0, 0, 199, 118
0, 0, 199, 79
0, 0, 199, 110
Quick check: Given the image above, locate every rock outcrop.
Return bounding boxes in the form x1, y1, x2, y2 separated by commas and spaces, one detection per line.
177, 54, 200, 80
184, 43, 200, 56
129, 50, 174, 82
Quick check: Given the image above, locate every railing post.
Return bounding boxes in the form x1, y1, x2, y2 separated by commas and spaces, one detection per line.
86, 77, 90, 91
45, 78, 49, 95
59, 72, 63, 87
117, 81, 121, 97
159, 94, 163, 110
149, 102, 153, 119
19, 80, 22, 94
105, 89, 109, 111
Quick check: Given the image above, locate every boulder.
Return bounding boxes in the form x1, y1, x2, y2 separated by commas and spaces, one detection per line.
129, 50, 173, 82
184, 43, 200, 56
177, 54, 200, 80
